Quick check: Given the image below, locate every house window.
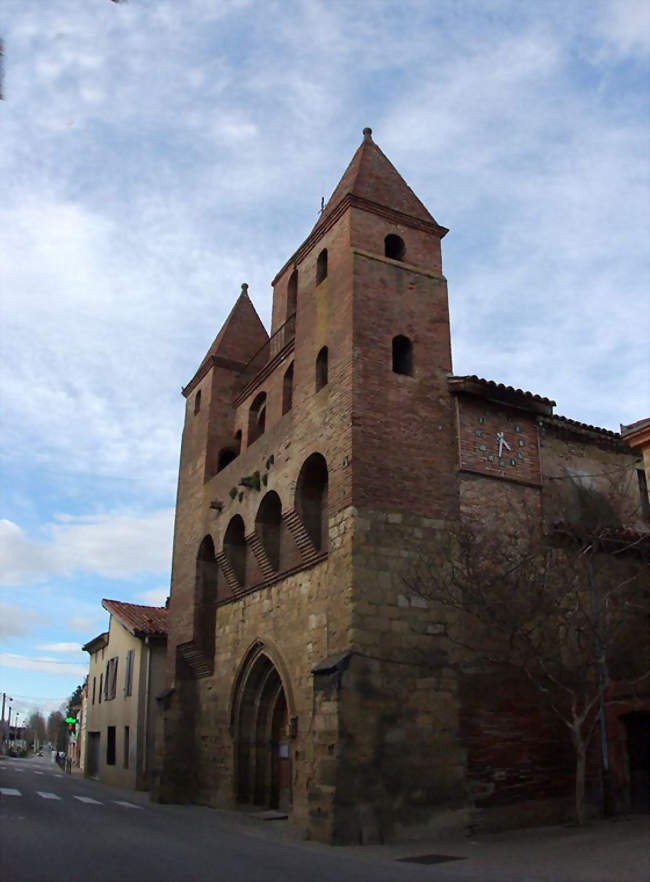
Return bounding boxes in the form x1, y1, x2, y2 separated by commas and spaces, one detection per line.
194, 390, 201, 414
295, 453, 328, 552
98, 673, 103, 704
255, 491, 282, 572
105, 657, 118, 700
224, 515, 246, 586
638, 469, 650, 520
315, 347, 328, 391
92, 676, 96, 705
248, 392, 267, 445
384, 234, 405, 261
287, 269, 297, 319
392, 335, 413, 376
282, 362, 294, 415
124, 649, 134, 697
106, 726, 116, 765
316, 248, 328, 284
123, 726, 130, 769
234, 430, 242, 455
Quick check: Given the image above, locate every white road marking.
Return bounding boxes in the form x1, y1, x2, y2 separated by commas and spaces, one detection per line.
1, 788, 22, 796
33, 771, 44, 775
73, 795, 102, 804
37, 791, 62, 800
113, 800, 142, 809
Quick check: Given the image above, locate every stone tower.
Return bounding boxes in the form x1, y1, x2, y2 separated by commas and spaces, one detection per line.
157, 128, 465, 841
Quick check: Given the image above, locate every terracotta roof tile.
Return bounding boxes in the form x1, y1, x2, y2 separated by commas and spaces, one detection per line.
102, 599, 168, 638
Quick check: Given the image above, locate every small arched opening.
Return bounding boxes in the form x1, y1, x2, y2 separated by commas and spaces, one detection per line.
255, 491, 282, 572
248, 392, 267, 445
193, 389, 202, 414
392, 335, 413, 376
295, 453, 328, 551
217, 447, 237, 472
224, 515, 247, 586
315, 347, 328, 391
384, 234, 406, 261
282, 362, 294, 415
316, 248, 328, 284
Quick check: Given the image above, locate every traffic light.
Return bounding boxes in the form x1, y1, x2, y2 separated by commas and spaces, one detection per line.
65, 716, 76, 732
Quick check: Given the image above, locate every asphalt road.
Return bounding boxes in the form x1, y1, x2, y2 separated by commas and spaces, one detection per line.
0, 755, 455, 882
2, 756, 648, 882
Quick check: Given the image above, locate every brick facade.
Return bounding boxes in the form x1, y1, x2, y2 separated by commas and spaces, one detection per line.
155, 129, 649, 841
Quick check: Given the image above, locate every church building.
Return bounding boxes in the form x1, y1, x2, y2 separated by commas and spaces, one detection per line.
155, 129, 649, 842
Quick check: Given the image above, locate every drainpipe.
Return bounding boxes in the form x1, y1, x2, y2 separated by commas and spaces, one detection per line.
142, 637, 152, 783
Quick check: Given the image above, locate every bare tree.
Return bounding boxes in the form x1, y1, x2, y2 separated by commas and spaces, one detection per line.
404, 508, 649, 825
27, 711, 46, 748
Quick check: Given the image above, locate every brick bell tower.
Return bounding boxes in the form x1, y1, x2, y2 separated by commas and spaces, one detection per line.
158, 129, 463, 843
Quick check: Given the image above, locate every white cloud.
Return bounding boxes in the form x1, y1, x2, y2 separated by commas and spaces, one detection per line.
0, 509, 174, 587
135, 586, 170, 606
0, 602, 44, 639
68, 614, 103, 634
0, 652, 88, 678
35, 643, 85, 654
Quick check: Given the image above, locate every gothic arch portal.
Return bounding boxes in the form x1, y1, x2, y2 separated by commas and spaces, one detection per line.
231, 643, 293, 811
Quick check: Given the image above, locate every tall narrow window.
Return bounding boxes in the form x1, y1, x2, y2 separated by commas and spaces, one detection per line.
295, 453, 329, 552
248, 392, 267, 445
196, 535, 219, 654
92, 676, 96, 705
224, 515, 247, 586
287, 269, 297, 318
124, 649, 134, 697
256, 491, 283, 572
106, 726, 116, 765
282, 362, 294, 414
234, 430, 242, 455
123, 726, 130, 769
316, 249, 328, 284
392, 335, 413, 376
98, 673, 103, 704
194, 390, 202, 414
385, 234, 405, 261
315, 347, 328, 391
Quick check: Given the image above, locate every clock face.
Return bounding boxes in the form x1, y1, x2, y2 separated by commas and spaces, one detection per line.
473, 416, 527, 471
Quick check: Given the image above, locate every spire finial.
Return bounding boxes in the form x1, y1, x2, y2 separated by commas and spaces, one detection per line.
362, 126, 373, 142
241, 282, 248, 295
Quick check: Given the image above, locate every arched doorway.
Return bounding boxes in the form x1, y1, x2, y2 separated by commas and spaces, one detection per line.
233, 648, 292, 812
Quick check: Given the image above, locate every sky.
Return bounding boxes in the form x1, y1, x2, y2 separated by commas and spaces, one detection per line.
1, 0, 649, 725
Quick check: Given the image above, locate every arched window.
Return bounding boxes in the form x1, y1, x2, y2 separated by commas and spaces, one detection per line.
392, 335, 413, 376
196, 535, 218, 655
384, 234, 405, 261
194, 389, 202, 414
234, 430, 242, 456
255, 491, 282, 572
287, 269, 297, 319
248, 392, 267, 445
315, 347, 328, 391
217, 447, 237, 472
224, 515, 246, 586
282, 362, 294, 415
316, 249, 328, 284
295, 453, 328, 552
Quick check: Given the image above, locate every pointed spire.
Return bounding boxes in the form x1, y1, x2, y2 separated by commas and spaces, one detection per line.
185, 283, 269, 392
312, 127, 439, 233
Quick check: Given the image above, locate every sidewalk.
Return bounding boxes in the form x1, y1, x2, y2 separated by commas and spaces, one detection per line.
340, 815, 650, 882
